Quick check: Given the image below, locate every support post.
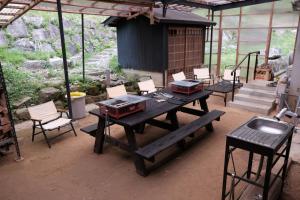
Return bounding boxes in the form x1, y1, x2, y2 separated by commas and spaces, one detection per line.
246, 54, 251, 83
265, 2, 275, 64
56, 0, 73, 119
216, 10, 223, 76
209, 10, 215, 75
81, 13, 85, 82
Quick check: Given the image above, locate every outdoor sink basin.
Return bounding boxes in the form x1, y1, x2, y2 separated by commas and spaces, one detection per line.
247, 117, 290, 135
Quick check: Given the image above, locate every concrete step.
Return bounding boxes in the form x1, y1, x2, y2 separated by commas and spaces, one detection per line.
239, 87, 276, 99
245, 80, 276, 92
229, 100, 273, 115
234, 93, 275, 106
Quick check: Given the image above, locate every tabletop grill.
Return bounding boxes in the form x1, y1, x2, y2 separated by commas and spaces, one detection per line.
97, 95, 149, 119
170, 80, 203, 95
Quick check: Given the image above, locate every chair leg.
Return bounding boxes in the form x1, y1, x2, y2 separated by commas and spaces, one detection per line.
41, 128, 51, 148
32, 125, 36, 142
70, 122, 77, 136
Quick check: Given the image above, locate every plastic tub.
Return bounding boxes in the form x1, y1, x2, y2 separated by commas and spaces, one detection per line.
69, 92, 86, 119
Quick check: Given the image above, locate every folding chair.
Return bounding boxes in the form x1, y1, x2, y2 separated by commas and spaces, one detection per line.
28, 101, 77, 148
194, 67, 213, 85
106, 84, 127, 99
172, 71, 186, 81
137, 79, 164, 95
222, 69, 241, 84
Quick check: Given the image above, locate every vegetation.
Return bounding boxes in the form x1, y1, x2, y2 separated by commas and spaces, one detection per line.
3, 65, 42, 104
109, 55, 124, 75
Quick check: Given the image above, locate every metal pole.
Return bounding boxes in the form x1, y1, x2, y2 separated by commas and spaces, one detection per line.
209, 10, 215, 74
56, 0, 73, 119
81, 13, 85, 81
232, 72, 236, 102
254, 53, 259, 80
246, 54, 251, 83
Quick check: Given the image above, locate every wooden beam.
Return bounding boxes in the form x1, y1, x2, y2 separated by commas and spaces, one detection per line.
265, 1, 275, 64
235, 7, 242, 66
213, 0, 279, 11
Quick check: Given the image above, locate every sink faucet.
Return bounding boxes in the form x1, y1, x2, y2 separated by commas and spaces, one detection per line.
274, 108, 288, 121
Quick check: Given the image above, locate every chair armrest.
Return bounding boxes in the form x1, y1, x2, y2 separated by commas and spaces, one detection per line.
57, 108, 68, 113
31, 118, 42, 122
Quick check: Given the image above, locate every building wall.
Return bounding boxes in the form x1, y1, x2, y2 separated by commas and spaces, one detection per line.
117, 16, 165, 73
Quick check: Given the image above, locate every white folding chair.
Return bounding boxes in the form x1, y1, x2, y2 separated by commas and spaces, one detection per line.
28, 101, 77, 148
172, 71, 186, 81
106, 85, 127, 99
138, 79, 163, 95
223, 69, 240, 83
194, 68, 212, 85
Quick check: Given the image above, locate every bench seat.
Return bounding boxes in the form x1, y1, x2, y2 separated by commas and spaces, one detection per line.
135, 110, 225, 160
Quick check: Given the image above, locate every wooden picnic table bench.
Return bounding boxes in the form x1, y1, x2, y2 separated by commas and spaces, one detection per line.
82, 89, 225, 176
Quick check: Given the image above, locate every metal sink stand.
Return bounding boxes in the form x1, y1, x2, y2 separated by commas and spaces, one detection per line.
221, 131, 293, 200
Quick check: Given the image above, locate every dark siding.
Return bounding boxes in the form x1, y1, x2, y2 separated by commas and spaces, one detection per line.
117, 16, 164, 72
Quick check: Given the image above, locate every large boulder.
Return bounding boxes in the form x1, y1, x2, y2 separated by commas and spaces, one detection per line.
49, 57, 63, 68
15, 108, 30, 121
36, 43, 55, 53
47, 24, 59, 39
32, 29, 47, 41
13, 38, 35, 51
39, 87, 61, 102
0, 31, 7, 47
7, 19, 28, 38
67, 42, 79, 56
70, 54, 82, 66
22, 60, 47, 70
23, 16, 44, 28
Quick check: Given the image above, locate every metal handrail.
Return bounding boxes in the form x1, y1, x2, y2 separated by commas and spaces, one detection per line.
231, 51, 260, 102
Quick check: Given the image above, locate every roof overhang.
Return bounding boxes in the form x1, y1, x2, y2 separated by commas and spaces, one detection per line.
0, 0, 280, 28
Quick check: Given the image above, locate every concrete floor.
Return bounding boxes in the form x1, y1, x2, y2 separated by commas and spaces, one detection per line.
1, 96, 300, 200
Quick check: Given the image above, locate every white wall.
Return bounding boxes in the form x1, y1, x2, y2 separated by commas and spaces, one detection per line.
290, 18, 300, 96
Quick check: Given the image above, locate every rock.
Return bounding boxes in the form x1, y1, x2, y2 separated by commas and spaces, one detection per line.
67, 43, 79, 56
44, 79, 64, 88
39, 87, 61, 102
70, 54, 82, 66
15, 108, 30, 120
23, 16, 44, 28
22, 60, 47, 70
49, 57, 63, 68
7, 19, 28, 38
0, 31, 7, 47
54, 100, 64, 109
86, 85, 100, 96
13, 38, 35, 51
53, 40, 61, 51
85, 19, 96, 29
63, 19, 73, 29
47, 24, 59, 39
36, 43, 54, 52
32, 29, 47, 41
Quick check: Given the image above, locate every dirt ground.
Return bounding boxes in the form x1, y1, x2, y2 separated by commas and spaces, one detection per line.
0, 96, 299, 200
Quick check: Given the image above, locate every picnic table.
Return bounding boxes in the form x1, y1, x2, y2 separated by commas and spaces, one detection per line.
82, 89, 224, 176
206, 80, 243, 106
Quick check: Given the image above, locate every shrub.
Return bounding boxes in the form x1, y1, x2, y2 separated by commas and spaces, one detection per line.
3, 64, 43, 105
109, 55, 123, 75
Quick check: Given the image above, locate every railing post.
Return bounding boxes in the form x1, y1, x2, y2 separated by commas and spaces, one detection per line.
254, 53, 259, 80
232, 71, 236, 102
246, 54, 251, 83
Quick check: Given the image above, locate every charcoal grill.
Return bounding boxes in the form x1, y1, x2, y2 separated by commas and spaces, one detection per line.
170, 80, 203, 95
97, 95, 150, 119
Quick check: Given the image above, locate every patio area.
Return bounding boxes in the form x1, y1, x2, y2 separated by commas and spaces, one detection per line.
0, 96, 300, 200
0, 0, 299, 199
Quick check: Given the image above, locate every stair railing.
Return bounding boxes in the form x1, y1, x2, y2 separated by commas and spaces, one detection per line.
231, 51, 260, 102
